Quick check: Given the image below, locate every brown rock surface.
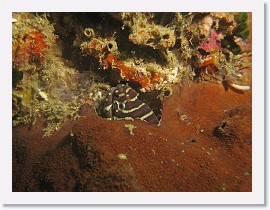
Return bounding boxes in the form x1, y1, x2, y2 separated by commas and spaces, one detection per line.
13, 82, 251, 192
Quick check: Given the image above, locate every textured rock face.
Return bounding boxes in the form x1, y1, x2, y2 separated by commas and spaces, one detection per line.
12, 83, 251, 192
12, 12, 252, 137
12, 12, 252, 192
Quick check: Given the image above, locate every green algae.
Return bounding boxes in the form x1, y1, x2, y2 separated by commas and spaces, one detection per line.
234, 12, 248, 23
12, 68, 23, 88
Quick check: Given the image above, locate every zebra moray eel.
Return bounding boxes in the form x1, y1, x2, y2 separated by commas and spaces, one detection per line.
103, 84, 159, 125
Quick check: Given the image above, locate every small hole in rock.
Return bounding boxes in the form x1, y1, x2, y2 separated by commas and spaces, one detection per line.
162, 34, 170, 39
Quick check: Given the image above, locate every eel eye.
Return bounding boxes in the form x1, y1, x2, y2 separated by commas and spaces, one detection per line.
118, 102, 125, 111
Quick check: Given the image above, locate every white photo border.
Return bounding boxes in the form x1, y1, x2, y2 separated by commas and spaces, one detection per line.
0, 0, 265, 205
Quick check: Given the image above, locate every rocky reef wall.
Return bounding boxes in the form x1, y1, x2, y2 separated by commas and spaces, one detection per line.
12, 12, 252, 192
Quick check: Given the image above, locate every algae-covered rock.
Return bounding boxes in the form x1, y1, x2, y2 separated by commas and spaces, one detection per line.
12, 12, 252, 136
